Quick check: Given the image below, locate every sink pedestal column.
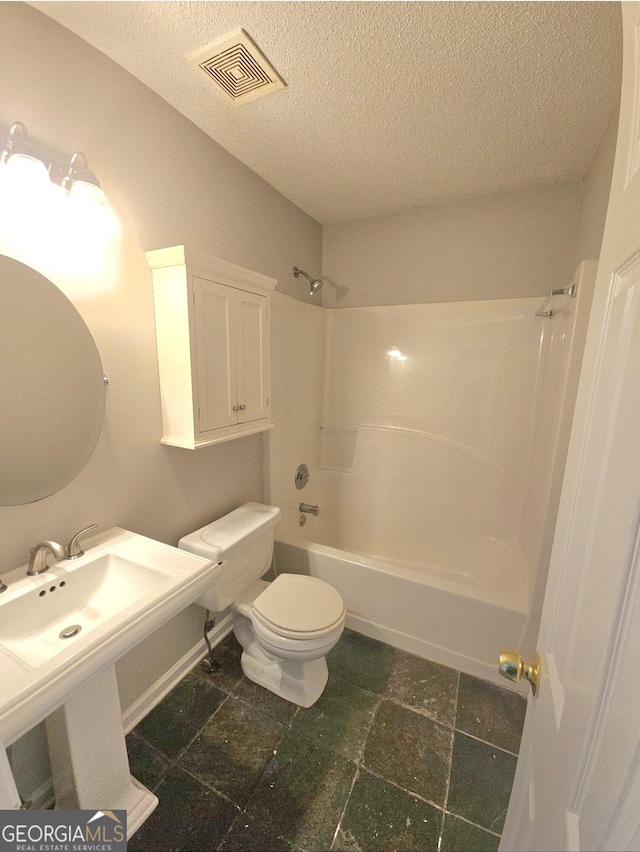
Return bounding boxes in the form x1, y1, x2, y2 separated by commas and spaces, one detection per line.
0, 743, 22, 809
45, 664, 157, 838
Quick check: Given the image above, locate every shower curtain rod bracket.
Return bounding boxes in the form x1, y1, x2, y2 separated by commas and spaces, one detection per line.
536, 283, 577, 318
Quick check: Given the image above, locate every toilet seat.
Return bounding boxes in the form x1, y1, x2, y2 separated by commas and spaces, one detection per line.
251, 616, 344, 657
252, 574, 346, 640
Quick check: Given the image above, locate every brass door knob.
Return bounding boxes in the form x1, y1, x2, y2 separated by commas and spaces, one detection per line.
499, 650, 541, 697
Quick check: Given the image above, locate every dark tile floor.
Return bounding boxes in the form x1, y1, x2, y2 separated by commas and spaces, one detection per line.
126, 628, 526, 852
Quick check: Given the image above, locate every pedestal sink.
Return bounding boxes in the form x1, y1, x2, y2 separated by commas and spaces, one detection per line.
0, 527, 217, 835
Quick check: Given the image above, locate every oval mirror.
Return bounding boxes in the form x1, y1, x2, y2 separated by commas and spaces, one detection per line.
0, 255, 106, 504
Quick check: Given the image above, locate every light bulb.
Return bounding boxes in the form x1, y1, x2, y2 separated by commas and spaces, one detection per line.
68, 179, 107, 207
0, 153, 60, 266
4, 153, 49, 193
61, 177, 119, 291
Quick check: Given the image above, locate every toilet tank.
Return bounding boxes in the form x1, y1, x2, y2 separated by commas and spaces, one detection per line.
178, 502, 281, 612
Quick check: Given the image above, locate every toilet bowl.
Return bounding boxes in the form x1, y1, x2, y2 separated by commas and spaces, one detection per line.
179, 502, 346, 707
232, 575, 345, 706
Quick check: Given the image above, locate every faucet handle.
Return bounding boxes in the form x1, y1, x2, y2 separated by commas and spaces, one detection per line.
67, 524, 98, 559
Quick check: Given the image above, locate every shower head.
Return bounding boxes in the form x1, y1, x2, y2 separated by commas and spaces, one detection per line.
293, 266, 323, 296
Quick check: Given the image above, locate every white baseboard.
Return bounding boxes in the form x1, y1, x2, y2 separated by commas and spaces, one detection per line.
121, 615, 234, 734
346, 613, 526, 692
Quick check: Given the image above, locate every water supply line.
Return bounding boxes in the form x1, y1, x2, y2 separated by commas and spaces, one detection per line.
201, 611, 219, 674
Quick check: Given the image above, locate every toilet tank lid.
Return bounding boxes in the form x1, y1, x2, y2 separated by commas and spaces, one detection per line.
180, 502, 281, 560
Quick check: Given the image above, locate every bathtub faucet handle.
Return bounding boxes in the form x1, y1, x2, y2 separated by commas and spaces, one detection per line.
299, 503, 320, 516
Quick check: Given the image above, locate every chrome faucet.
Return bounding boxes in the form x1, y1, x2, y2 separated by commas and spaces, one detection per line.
299, 503, 320, 516
27, 541, 68, 576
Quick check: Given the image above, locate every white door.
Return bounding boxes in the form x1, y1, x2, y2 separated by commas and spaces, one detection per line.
235, 290, 269, 425
502, 5, 640, 850
193, 276, 238, 433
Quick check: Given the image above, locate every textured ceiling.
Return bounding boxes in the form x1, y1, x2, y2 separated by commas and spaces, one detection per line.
31, 1, 622, 224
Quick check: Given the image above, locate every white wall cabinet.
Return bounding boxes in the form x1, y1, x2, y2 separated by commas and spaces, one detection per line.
147, 245, 276, 448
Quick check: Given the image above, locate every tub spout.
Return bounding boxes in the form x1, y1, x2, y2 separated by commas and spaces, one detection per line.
299, 503, 320, 516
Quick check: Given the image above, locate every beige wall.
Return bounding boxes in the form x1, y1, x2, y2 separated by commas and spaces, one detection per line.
320, 107, 619, 313
573, 106, 619, 266
0, 0, 321, 742
322, 182, 582, 308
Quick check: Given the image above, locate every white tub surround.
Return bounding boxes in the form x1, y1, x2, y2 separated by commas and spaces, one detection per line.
270, 261, 597, 682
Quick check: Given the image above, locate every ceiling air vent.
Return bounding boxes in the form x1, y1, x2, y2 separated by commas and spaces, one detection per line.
191, 28, 285, 105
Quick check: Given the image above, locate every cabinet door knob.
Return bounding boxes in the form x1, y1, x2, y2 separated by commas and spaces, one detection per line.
232, 405, 239, 411
239, 404, 247, 410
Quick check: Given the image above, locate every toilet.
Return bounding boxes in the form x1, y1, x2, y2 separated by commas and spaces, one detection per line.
179, 502, 346, 707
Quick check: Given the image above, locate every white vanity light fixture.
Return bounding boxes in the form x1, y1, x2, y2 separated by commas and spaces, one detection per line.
0, 121, 106, 205
0, 122, 64, 253
61, 151, 106, 205
60, 150, 115, 249
0, 121, 117, 287
1, 122, 48, 184
1, 122, 52, 207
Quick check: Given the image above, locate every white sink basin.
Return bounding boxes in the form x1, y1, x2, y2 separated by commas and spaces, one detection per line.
0, 527, 216, 746
2, 553, 175, 668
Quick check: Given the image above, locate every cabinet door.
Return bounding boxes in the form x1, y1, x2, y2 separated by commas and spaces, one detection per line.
236, 290, 269, 424
193, 277, 238, 432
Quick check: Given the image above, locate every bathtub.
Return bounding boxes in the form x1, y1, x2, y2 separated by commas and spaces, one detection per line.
274, 530, 529, 686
